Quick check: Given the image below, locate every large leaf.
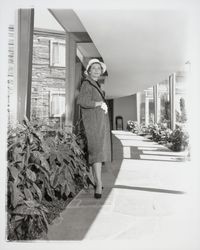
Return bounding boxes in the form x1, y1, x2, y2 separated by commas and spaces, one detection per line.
60, 151, 71, 165
12, 204, 41, 215
26, 169, 36, 182
32, 183, 43, 201
28, 162, 49, 180
28, 217, 34, 235
64, 183, 71, 197
56, 151, 64, 164
9, 165, 20, 182
13, 146, 24, 163
49, 153, 57, 165
64, 166, 74, 181
60, 184, 65, 196
39, 204, 49, 213
7, 141, 21, 152
13, 215, 24, 222
9, 217, 24, 234
52, 172, 59, 189
10, 182, 24, 208
49, 167, 59, 187
24, 199, 40, 208
24, 188, 34, 201
32, 151, 50, 173
57, 173, 66, 187
39, 154, 50, 172
68, 182, 76, 196
40, 211, 48, 232
70, 158, 77, 170
31, 130, 42, 143
43, 178, 54, 199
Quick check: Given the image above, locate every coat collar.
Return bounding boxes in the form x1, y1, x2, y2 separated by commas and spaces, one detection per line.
85, 75, 102, 92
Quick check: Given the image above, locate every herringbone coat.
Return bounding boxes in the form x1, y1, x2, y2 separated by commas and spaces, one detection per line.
77, 76, 111, 164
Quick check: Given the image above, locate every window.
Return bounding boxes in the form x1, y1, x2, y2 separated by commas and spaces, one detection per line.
50, 40, 65, 67
50, 90, 65, 117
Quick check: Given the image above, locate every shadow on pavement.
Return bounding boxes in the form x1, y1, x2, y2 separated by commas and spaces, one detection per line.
113, 184, 185, 195
46, 131, 187, 240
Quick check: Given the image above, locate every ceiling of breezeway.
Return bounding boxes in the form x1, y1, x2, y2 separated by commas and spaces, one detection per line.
49, 9, 190, 99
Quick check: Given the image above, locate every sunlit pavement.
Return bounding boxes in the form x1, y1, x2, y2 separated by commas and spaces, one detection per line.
46, 131, 199, 249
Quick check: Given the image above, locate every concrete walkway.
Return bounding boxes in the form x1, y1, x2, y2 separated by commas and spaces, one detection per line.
46, 131, 198, 248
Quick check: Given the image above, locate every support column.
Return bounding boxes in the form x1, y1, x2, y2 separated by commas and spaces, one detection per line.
65, 32, 76, 132
145, 96, 149, 126
157, 97, 161, 123
169, 73, 176, 130
136, 93, 141, 124
17, 9, 34, 122
73, 62, 82, 131
153, 85, 158, 124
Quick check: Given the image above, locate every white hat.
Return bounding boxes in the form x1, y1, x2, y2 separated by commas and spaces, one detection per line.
85, 58, 107, 74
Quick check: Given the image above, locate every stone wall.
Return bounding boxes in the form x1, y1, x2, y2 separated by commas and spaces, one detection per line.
8, 27, 66, 126
8, 27, 15, 126
31, 30, 66, 122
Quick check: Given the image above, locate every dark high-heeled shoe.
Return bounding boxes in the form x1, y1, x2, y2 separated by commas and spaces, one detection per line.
94, 192, 102, 199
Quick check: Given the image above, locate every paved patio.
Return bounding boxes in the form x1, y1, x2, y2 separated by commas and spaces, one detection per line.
45, 131, 198, 249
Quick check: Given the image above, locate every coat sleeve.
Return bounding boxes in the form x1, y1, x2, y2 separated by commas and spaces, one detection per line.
77, 81, 96, 108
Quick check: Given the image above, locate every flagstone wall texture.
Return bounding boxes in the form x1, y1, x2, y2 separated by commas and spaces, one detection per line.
8, 27, 15, 126
8, 27, 66, 126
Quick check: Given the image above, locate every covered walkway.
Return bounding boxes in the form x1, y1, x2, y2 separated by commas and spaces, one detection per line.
45, 131, 197, 248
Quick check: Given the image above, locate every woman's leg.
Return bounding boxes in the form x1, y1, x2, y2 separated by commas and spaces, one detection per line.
91, 167, 97, 186
92, 162, 102, 194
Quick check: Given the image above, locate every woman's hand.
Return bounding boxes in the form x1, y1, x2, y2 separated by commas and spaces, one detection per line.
101, 102, 108, 114
95, 101, 108, 114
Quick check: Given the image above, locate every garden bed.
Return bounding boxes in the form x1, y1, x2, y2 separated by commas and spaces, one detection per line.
7, 117, 91, 241
127, 120, 190, 154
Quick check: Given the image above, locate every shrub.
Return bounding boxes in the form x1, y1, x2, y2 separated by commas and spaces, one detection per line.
127, 120, 140, 133
7, 117, 89, 240
148, 123, 172, 144
127, 121, 149, 135
169, 127, 189, 151
127, 121, 189, 152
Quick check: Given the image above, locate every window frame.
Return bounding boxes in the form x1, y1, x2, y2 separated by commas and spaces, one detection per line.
49, 90, 66, 118
49, 39, 66, 68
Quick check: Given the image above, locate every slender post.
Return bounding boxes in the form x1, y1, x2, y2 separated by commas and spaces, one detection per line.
153, 85, 158, 124
136, 93, 141, 124
169, 73, 176, 130
17, 9, 34, 122
73, 62, 82, 131
145, 96, 149, 126
65, 32, 76, 132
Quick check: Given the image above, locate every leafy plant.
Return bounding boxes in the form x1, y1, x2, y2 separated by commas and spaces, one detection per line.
168, 127, 189, 151
127, 120, 135, 131
7, 200, 48, 240
126, 120, 142, 134
148, 123, 172, 144
7, 117, 89, 240
128, 121, 189, 152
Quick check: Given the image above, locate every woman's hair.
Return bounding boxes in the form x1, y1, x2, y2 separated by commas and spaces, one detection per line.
87, 62, 103, 75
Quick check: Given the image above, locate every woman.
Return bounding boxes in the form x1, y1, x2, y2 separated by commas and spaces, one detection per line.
77, 59, 111, 199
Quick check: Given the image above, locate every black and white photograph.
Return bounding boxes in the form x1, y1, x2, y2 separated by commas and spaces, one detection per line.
0, 0, 200, 249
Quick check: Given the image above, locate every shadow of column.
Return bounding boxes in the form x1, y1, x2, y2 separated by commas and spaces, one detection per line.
46, 131, 187, 240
